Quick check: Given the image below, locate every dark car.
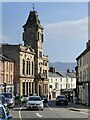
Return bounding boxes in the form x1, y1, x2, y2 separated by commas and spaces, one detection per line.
0, 95, 7, 107
2, 93, 15, 108
40, 95, 48, 103
0, 102, 12, 120
56, 95, 68, 106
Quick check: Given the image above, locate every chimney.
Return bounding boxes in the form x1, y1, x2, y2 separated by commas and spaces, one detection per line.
67, 69, 70, 73
49, 67, 56, 73
72, 70, 74, 73
86, 40, 90, 48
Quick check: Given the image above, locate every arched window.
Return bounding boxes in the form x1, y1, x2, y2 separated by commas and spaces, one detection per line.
22, 59, 25, 75
32, 61, 34, 75
26, 61, 29, 75
29, 61, 30, 75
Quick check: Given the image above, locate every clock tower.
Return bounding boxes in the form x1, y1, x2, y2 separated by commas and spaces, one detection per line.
23, 8, 49, 96
23, 10, 43, 54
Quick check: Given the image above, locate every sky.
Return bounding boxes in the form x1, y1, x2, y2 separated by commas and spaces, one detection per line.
1, 2, 88, 62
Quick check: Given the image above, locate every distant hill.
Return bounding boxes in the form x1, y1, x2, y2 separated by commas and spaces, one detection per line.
49, 62, 77, 72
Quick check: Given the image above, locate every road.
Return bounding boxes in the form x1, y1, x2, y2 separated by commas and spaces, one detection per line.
9, 100, 88, 120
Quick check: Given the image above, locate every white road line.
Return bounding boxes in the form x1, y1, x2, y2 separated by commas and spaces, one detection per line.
80, 111, 90, 115
36, 113, 43, 117
19, 104, 26, 120
47, 104, 53, 111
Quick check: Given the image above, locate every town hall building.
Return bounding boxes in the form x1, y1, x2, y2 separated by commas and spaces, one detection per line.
1, 8, 49, 96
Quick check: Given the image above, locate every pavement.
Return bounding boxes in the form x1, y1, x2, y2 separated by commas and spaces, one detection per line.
68, 102, 90, 114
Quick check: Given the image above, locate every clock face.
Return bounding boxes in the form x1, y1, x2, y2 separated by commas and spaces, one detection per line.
29, 32, 34, 38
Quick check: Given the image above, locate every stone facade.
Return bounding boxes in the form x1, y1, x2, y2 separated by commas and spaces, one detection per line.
1, 45, 35, 96
76, 40, 90, 105
23, 10, 49, 96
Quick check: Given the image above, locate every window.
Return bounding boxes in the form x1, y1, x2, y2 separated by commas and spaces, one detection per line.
32, 61, 34, 75
67, 84, 70, 89
39, 51, 42, 57
6, 74, 8, 83
22, 82, 25, 95
26, 61, 29, 75
26, 82, 28, 95
45, 70, 47, 78
22, 60, 25, 75
6, 62, 8, 71
51, 78, 53, 83
10, 63, 12, 71
10, 75, 12, 84
60, 84, 62, 89
60, 78, 62, 82
55, 82, 58, 89
29, 61, 30, 75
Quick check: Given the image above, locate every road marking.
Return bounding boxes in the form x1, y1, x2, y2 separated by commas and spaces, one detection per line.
19, 104, 26, 120
80, 111, 90, 115
47, 104, 53, 111
36, 113, 43, 117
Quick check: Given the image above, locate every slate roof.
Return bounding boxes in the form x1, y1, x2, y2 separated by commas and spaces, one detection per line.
49, 72, 63, 77
0, 54, 14, 62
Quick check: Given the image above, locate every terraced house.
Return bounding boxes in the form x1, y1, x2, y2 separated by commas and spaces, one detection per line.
76, 40, 90, 105
0, 55, 14, 94
1, 8, 49, 96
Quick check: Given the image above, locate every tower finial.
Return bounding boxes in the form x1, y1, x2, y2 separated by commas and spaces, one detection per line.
32, 4, 35, 11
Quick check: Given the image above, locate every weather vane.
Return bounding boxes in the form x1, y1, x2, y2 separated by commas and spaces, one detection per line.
32, 4, 35, 11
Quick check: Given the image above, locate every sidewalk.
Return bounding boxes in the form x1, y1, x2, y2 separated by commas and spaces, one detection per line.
68, 102, 90, 114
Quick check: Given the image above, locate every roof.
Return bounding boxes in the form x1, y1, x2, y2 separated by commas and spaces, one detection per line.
76, 46, 90, 60
59, 72, 76, 78
23, 10, 43, 29
49, 72, 63, 78
66, 72, 76, 78
0, 54, 14, 62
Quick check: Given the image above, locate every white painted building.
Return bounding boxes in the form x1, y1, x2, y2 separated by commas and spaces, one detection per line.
48, 67, 76, 99
48, 72, 66, 99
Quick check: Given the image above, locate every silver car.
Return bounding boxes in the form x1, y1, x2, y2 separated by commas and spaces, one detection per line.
26, 96, 44, 110
2, 93, 15, 108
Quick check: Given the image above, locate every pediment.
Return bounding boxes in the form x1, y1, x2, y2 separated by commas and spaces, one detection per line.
26, 46, 34, 53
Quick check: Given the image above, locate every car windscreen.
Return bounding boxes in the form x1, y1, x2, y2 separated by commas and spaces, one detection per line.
0, 107, 5, 118
2, 94, 12, 98
29, 97, 41, 101
57, 96, 66, 99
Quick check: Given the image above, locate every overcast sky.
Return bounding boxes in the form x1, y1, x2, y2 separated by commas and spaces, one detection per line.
1, 2, 88, 62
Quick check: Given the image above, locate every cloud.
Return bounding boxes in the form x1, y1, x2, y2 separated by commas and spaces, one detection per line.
44, 17, 88, 42
43, 17, 88, 62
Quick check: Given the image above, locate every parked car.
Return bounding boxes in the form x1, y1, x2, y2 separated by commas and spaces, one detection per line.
0, 101, 12, 120
40, 95, 48, 103
56, 95, 68, 106
0, 95, 7, 108
26, 96, 44, 110
20, 94, 29, 103
2, 93, 15, 108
